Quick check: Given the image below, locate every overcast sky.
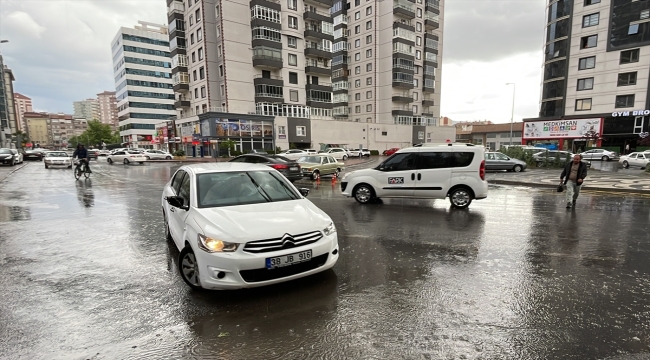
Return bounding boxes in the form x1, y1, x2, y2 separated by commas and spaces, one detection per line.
0, 0, 546, 124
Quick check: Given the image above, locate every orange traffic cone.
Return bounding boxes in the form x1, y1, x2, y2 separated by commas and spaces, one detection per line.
316, 175, 321, 185
331, 173, 337, 185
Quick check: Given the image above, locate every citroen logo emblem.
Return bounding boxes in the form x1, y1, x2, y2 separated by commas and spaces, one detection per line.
281, 234, 296, 247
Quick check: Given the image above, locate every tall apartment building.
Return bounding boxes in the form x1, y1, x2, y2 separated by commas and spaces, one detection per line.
0, 55, 17, 148
73, 98, 99, 122
47, 114, 88, 148
525, 0, 650, 153
111, 21, 175, 148
24, 112, 49, 147
97, 91, 119, 129
165, 0, 451, 156
14, 93, 32, 132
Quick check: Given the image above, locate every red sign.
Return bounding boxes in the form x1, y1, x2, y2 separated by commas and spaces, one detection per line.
26, 143, 33, 147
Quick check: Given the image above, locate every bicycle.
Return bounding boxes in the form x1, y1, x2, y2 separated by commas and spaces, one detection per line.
74, 158, 91, 180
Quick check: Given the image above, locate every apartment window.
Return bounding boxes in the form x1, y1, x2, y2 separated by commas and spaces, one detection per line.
216, 26, 221, 38
296, 126, 306, 136
288, 36, 297, 48
192, 52, 196, 62
616, 94, 635, 108
193, 70, 197, 81
618, 72, 637, 86
578, 56, 596, 70
366, 49, 372, 57
366, 35, 372, 44
580, 35, 597, 49
289, 72, 298, 84
366, 63, 372, 71
355, 0, 360, 5
197, 28, 202, 41
355, 11, 360, 20
416, 36, 421, 46
355, 52, 361, 61
413, 78, 418, 87
199, 67, 205, 80
366, 104, 372, 112
355, 39, 361, 48
289, 53, 297, 65
416, 22, 422, 32
355, 25, 361, 34
200, 86, 206, 98
198, 47, 204, 60
583, 13, 599, 27
220, 85, 224, 96
366, 77, 372, 85
634, 116, 644, 134
584, 0, 600, 4
366, 6, 372, 15
366, 90, 372, 99
413, 92, 418, 101
575, 98, 592, 111
194, 88, 199, 98
215, 5, 220, 17
416, 50, 421, 60
355, 105, 361, 113
413, 105, 418, 113
355, 79, 361, 87
366, 20, 372, 30
577, 77, 594, 90
219, 65, 223, 77
417, 8, 422, 18
621, 49, 640, 64
190, 34, 195, 45
382, 131, 387, 136
288, 0, 297, 10
414, 65, 419, 74
628, 24, 639, 35
355, 93, 361, 100
189, 15, 193, 26
195, 9, 201, 22
642, 9, 650, 20
290, 90, 299, 102
289, 16, 298, 29
355, 66, 361, 74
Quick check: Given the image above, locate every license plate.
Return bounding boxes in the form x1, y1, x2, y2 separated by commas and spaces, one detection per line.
266, 250, 312, 269
290, 167, 298, 171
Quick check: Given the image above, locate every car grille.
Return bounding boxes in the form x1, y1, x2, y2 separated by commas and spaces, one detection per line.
239, 253, 329, 282
243, 231, 323, 253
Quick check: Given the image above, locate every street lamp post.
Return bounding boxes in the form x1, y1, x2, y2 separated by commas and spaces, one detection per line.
0, 40, 8, 148
506, 83, 516, 147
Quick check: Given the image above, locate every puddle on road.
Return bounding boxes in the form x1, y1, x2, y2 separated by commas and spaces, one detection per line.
0, 204, 31, 222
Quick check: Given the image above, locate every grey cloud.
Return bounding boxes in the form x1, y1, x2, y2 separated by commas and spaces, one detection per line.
443, 0, 547, 63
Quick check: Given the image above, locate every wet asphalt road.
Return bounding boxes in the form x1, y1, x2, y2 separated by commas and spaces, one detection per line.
2, 161, 650, 359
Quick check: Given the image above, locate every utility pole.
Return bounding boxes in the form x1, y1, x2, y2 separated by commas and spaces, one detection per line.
506, 83, 516, 146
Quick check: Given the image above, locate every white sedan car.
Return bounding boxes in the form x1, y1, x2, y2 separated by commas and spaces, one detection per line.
144, 149, 173, 160
620, 152, 650, 169
44, 151, 72, 168
277, 149, 311, 160
320, 148, 349, 161
162, 163, 339, 290
107, 150, 147, 165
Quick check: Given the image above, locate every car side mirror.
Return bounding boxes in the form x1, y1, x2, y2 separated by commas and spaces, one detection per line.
166, 196, 188, 210
299, 188, 310, 197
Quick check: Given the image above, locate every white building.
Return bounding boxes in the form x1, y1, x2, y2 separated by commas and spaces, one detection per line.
111, 21, 175, 148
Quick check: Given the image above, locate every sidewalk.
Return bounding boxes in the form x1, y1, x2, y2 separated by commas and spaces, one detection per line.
487, 168, 650, 194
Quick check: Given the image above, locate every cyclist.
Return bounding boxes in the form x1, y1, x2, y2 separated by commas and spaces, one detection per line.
72, 144, 92, 174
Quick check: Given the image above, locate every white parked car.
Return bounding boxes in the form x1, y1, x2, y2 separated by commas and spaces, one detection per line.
9, 149, 23, 164
144, 149, 173, 160
44, 151, 72, 169
277, 149, 311, 160
341, 143, 488, 208
162, 163, 339, 290
320, 148, 349, 161
580, 148, 618, 161
107, 150, 147, 165
620, 152, 650, 169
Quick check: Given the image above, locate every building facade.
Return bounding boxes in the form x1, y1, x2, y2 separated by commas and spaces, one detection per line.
164, 0, 450, 156
111, 21, 175, 148
24, 112, 49, 147
469, 123, 523, 150
48, 114, 88, 148
97, 91, 119, 129
73, 98, 99, 122
14, 92, 32, 132
0, 55, 17, 148
530, 0, 650, 153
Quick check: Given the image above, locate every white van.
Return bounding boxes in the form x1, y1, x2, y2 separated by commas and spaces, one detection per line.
340, 143, 488, 208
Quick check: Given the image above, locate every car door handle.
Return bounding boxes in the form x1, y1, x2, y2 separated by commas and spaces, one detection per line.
417, 173, 421, 181
411, 173, 415, 181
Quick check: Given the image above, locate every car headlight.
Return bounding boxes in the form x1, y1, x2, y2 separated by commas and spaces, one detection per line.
323, 222, 336, 236
305, 167, 312, 171
197, 234, 239, 253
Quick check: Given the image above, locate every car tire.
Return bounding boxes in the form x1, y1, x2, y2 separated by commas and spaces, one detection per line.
145, 156, 151, 160
138, 162, 144, 164
179, 246, 202, 290
123, 158, 130, 165
10, 160, 14, 166
44, 164, 48, 169
163, 210, 173, 242
166, 156, 172, 160
342, 155, 348, 161
353, 184, 374, 204
311, 170, 320, 181
449, 187, 473, 209
107, 158, 113, 164
623, 160, 629, 169
602, 155, 610, 161
513, 165, 523, 172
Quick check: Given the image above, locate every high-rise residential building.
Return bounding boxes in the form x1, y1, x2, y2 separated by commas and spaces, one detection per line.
73, 98, 100, 122
97, 91, 119, 129
111, 21, 175, 148
165, 0, 451, 156
14, 93, 32, 132
0, 55, 17, 148
24, 112, 50, 147
526, 0, 650, 153
47, 113, 84, 148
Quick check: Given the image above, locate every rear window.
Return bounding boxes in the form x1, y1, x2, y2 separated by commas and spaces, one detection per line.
453, 152, 474, 167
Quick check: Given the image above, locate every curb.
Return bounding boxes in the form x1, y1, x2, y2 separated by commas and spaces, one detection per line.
0, 162, 28, 183
489, 179, 650, 195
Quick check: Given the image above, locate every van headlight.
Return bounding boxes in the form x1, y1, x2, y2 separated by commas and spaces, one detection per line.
197, 234, 239, 253
323, 222, 336, 236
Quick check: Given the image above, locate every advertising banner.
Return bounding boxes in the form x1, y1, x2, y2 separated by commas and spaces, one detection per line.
523, 118, 602, 139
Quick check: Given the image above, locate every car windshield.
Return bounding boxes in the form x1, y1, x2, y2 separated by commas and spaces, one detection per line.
0, 149, 12, 154
197, 171, 300, 208
298, 156, 321, 163
47, 152, 68, 157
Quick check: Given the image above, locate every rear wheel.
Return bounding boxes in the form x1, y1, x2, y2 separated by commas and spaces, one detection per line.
107, 158, 113, 165
353, 184, 374, 204
513, 165, 523, 172
123, 158, 130, 165
166, 156, 172, 160
311, 170, 320, 180
179, 246, 202, 290
449, 187, 472, 209
342, 155, 348, 161
602, 155, 610, 161
145, 156, 151, 160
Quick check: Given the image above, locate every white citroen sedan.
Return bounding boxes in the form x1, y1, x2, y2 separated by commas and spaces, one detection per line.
162, 163, 339, 290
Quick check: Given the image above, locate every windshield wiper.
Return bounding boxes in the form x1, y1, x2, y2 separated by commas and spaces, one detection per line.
269, 173, 299, 199
245, 173, 273, 202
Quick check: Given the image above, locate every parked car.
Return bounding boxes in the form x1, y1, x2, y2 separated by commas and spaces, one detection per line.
619, 152, 650, 169
347, 149, 361, 157
22, 149, 44, 161
107, 150, 147, 165
44, 151, 73, 169
297, 154, 345, 180
341, 143, 488, 208
277, 149, 311, 161
319, 148, 349, 161
0, 148, 17, 166
250, 149, 268, 154
98, 150, 111, 156
383, 148, 400, 156
9, 149, 23, 164
228, 154, 302, 182
87, 149, 99, 160
484, 152, 527, 172
532, 150, 591, 168
360, 148, 371, 157
580, 149, 618, 161
144, 149, 173, 160
162, 163, 339, 290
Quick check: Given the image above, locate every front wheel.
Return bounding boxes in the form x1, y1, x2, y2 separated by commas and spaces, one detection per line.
449, 188, 472, 209
353, 184, 374, 204
166, 156, 172, 160
45, 164, 49, 169
623, 160, 629, 169
513, 165, 523, 173
74, 168, 82, 180
123, 158, 130, 165
342, 155, 348, 161
311, 170, 320, 181
107, 158, 113, 164
179, 246, 202, 290
145, 156, 151, 160
602, 155, 610, 161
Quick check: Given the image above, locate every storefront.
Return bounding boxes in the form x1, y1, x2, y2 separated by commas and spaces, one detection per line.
522, 118, 603, 153
600, 111, 650, 153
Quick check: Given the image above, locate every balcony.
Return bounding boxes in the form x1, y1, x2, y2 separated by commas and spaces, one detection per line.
423, 83, 435, 93
306, 82, 332, 92
252, 47, 283, 69
304, 0, 334, 8
393, 3, 415, 19
392, 91, 413, 103
305, 65, 332, 76
172, 72, 189, 92
253, 74, 284, 87
304, 6, 332, 23
174, 99, 190, 109
392, 106, 413, 116
304, 25, 334, 41
425, 0, 440, 13
304, 43, 332, 59
168, 1, 185, 16
425, 13, 439, 29
422, 96, 434, 106
306, 99, 333, 109
250, 0, 281, 11
254, 91, 284, 103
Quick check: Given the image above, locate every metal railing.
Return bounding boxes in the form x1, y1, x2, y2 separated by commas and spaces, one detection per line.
393, 62, 414, 70
307, 82, 332, 87
393, 91, 412, 98
425, 0, 439, 9
394, 3, 415, 13
392, 106, 412, 111
394, 20, 412, 26
305, 43, 332, 51
254, 74, 283, 80
255, 92, 284, 98
252, 34, 282, 42
424, 13, 439, 22
304, 6, 330, 17
252, 54, 283, 62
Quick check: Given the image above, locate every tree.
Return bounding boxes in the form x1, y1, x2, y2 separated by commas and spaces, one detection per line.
73, 120, 120, 148
638, 132, 650, 147
219, 139, 236, 157
12, 130, 29, 147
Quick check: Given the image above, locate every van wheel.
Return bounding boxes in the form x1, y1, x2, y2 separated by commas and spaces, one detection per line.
353, 184, 374, 204
513, 165, 523, 172
449, 187, 472, 209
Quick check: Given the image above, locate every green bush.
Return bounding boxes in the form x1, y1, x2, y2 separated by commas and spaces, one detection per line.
500, 147, 568, 169
173, 149, 186, 157
370, 150, 379, 156
231, 150, 242, 156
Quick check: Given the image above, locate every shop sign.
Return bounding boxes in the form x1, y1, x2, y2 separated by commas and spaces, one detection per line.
612, 110, 650, 117
523, 118, 601, 139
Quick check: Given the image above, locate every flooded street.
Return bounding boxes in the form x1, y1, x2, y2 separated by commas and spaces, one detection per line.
1, 162, 650, 359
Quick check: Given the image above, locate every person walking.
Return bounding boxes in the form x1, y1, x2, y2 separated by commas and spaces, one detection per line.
560, 154, 587, 209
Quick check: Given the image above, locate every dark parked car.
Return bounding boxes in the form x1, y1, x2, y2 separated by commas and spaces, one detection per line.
23, 149, 44, 161
228, 154, 302, 182
0, 148, 16, 166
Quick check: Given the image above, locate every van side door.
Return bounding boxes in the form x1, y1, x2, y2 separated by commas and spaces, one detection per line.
412, 151, 452, 198
374, 152, 418, 197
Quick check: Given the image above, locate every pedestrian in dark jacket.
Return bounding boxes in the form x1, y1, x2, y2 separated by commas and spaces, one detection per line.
560, 154, 587, 208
